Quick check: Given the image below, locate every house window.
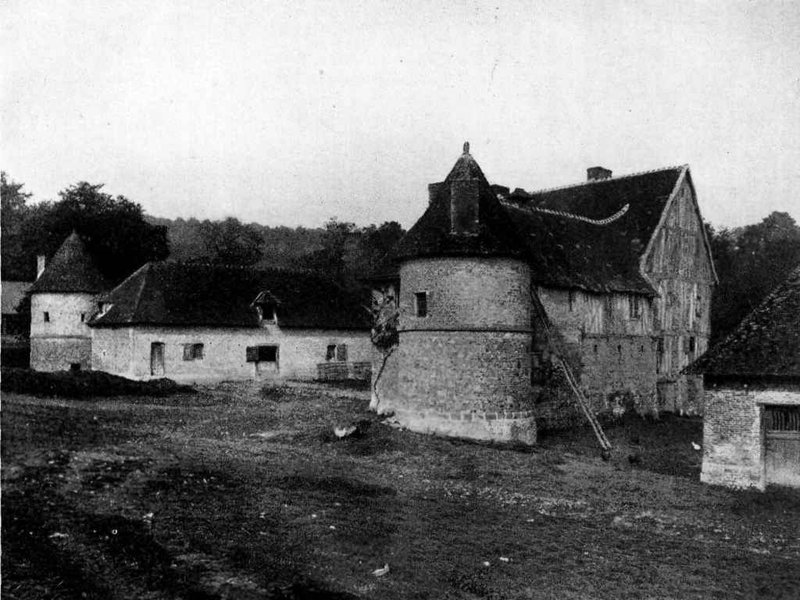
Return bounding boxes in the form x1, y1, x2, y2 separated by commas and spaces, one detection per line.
568, 290, 576, 312
688, 336, 696, 354
246, 345, 278, 363
629, 296, 642, 319
80, 313, 86, 323
183, 343, 204, 361
414, 292, 428, 318
261, 304, 276, 321
326, 343, 349, 361
43, 311, 50, 322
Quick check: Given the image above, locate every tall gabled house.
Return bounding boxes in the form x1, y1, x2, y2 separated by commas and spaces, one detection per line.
368, 145, 716, 443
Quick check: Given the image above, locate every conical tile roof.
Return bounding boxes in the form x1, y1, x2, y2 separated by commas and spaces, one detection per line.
30, 232, 109, 294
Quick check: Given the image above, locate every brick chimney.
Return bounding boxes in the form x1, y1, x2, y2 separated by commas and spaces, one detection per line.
36, 254, 46, 279
587, 166, 612, 181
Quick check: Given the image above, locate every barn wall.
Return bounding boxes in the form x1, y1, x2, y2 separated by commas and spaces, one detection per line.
534, 286, 658, 422
91, 325, 372, 382
644, 177, 714, 414
30, 292, 96, 371
702, 385, 800, 490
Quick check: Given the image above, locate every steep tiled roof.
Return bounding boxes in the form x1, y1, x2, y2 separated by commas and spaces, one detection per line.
687, 266, 800, 382
391, 150, 527, 261
90, 261, 370, 330
374, 152, 686, 296
30, 232, 109, 294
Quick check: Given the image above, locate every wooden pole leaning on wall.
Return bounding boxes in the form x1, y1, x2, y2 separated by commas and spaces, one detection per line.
530, 290, 612, 455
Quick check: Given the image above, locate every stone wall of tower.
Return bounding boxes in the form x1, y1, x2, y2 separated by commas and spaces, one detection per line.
391, 257, 536, 444
30, 292, 96, 371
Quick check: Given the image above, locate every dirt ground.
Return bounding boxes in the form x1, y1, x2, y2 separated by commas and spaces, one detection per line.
3, 381, 799, 600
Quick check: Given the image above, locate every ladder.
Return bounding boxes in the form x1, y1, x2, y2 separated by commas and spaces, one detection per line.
531, 291, 612, 452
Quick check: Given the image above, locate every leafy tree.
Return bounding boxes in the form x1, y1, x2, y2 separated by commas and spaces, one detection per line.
709, 211, 800, 343
306, 218, 358, 281
1, 172, 34, 279
197, 217, 264, 266
20, 182, 169, 284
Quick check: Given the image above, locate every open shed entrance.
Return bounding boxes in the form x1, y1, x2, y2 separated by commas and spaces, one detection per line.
764, 405, 800, 488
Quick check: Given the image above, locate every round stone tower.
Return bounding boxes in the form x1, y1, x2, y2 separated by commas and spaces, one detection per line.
29, 231, 109, 372
390, 144, 536, 444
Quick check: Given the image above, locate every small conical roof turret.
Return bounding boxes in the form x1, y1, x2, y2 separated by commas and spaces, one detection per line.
30, 231, 109, 293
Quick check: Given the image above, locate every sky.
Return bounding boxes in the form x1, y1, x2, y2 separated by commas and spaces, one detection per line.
2, 0, 799, 230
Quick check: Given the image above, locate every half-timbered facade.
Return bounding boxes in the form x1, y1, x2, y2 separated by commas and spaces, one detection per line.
369, 145, 716, 442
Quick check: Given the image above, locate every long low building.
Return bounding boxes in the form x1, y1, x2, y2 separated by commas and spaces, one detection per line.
90, 261, 373, 383
30, 232, 373, 383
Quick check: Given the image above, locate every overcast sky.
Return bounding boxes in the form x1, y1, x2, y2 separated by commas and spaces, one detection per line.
3, 0, 799, 230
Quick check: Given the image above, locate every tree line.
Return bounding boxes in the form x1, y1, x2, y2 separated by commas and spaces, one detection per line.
0, 173, 404, 291
3, 172, 800, 343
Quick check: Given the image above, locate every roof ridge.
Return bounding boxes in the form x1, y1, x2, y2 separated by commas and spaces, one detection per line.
515, 164, 688, 196
507, 202, 631, 226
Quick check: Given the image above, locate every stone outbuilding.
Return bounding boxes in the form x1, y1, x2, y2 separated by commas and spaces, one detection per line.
368, 144, 716, 443
688, 266, 800, 490
89, 261, 373, 383
29, 231, 110, 371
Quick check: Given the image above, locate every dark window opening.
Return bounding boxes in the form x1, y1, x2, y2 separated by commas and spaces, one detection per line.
336, 343, 348, 362
43, 311, 50, 322
415, 292, 428, 318
247, 345, 278, 363
629, 296, 642, 319
326, 344, 336, 361
657, 337, 665, 353
640, 345, 644, 353
688, 336, 696, 353
617, 345, 622, 354
70, 363, 81, 372
568, 290, 576, 312
80, 313, 86, 323
183, 343, 204, 361
593, 345, 598, 354
261, 304, 276, 321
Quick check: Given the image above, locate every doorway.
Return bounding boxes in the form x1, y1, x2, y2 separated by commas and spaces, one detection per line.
764, 405, 800, 488
150, 342, 165, 376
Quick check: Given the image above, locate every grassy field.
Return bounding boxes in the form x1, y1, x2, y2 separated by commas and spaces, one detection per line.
2, 381, 799, 599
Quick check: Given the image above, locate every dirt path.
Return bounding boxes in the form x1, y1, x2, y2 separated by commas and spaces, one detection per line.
3, 383, 799, 599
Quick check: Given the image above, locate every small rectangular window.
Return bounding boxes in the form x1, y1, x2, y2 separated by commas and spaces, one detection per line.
80, 313, 86, 323
326, 344, 336, 361
629, 296, 641, 319
415, 292, 428, 318
183, 343, 204, 361
688, 336, 696, 354
246, 345, 278, 363
336, 343, 348, 362
568, 290, 575, 312
43, 312, 50, 322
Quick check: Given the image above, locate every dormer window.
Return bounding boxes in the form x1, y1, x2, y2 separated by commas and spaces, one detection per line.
252, 290, 279, 324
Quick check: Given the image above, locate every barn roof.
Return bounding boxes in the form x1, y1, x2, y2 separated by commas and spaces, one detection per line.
374, 149, 687, 296
687, 265, 800, 382
90, 261, 371, 330
29, 231, 110, 294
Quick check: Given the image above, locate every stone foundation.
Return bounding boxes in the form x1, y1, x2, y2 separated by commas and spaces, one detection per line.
393, 408, 537, 444
30, 337, 92, 372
